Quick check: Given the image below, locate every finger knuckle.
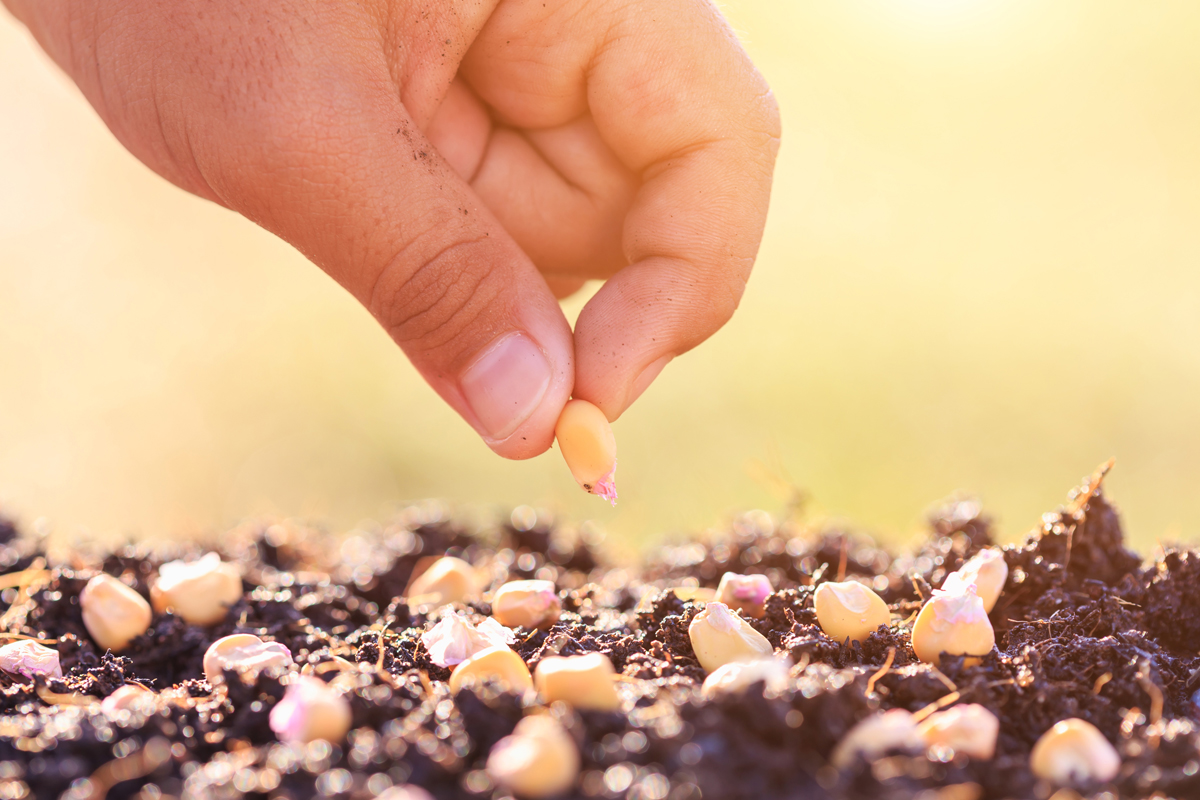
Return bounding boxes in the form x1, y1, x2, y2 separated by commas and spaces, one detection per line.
743, 85, 782, 149
370, 232, 503, 356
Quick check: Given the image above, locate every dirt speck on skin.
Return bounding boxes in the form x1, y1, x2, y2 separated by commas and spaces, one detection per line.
0, 469, 1198, 799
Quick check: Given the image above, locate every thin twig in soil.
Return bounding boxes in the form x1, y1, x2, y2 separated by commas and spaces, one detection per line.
866, 647, 896, 696
927, 666, 958, 693
912, 690, 962, 724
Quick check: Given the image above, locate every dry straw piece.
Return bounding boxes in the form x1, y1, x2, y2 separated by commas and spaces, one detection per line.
940, 548, 1009, 613
491, 579, 562, 629
151, 553, 243, 626
80, 573, 153, 653
202, 634, 294, 684
688, 601, 774, 673
1029, 718, 1121, 786
554, 399, 618, 504
534, 652, 621, 711
449, 646, 534, 694
813, 580, 891, 644
486, 715, 580, 799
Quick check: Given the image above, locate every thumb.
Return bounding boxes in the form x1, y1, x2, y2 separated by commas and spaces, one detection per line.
208, 79, 573, 459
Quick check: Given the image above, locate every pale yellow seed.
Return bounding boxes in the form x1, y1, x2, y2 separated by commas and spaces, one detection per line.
1029, 718, 1120, 786
101, 684, 156, 717
813, 581, 891, 644
715, 572, 773, 618
700, 657, 790, 699
203, 633, 294, 685
554, 399, 617, 501
687, 601, 774, 673
911, 586, 995, 665
270, 675, 352, 744
80, 573, 153, 653
534, 652, 621, 711
449, 646, 534, 694
831, 709, 922, 768
491, 580, 562, 629
487, 715, 580, 799
940, 548, 1008, 613
407, 556, 481, 607
151, 553, 242, 626
917, 703, 1000, 760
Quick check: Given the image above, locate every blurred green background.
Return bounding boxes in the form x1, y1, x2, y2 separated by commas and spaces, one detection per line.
2, 0, 1200, 553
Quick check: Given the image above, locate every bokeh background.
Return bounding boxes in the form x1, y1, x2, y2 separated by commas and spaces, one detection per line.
3, 0, 1200, 553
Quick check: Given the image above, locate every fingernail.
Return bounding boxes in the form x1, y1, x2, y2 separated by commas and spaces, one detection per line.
626, 355, 673, 408
460, 332, 552, 440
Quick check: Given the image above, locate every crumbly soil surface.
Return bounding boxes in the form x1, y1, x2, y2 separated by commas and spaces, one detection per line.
1, 473, 1199, 800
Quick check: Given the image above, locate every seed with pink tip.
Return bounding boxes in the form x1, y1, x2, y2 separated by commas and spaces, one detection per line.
715, 572, 773, 618
0, 640, 62, 681
555, 400, 618, 505
269, 675, 352, 744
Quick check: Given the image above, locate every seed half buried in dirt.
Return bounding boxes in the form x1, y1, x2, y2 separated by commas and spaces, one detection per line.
554, 399, 618, 505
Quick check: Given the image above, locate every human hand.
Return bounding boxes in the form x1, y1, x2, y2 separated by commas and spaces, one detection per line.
5, 0, 779, 458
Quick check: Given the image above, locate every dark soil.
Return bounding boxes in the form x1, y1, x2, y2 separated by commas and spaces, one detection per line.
0, 474, 1198, 800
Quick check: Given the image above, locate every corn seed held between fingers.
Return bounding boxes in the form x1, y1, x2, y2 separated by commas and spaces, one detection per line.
555, 399, 617, 505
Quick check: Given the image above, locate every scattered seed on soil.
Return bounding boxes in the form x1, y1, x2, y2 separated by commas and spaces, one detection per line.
0, 470, 1198, 799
